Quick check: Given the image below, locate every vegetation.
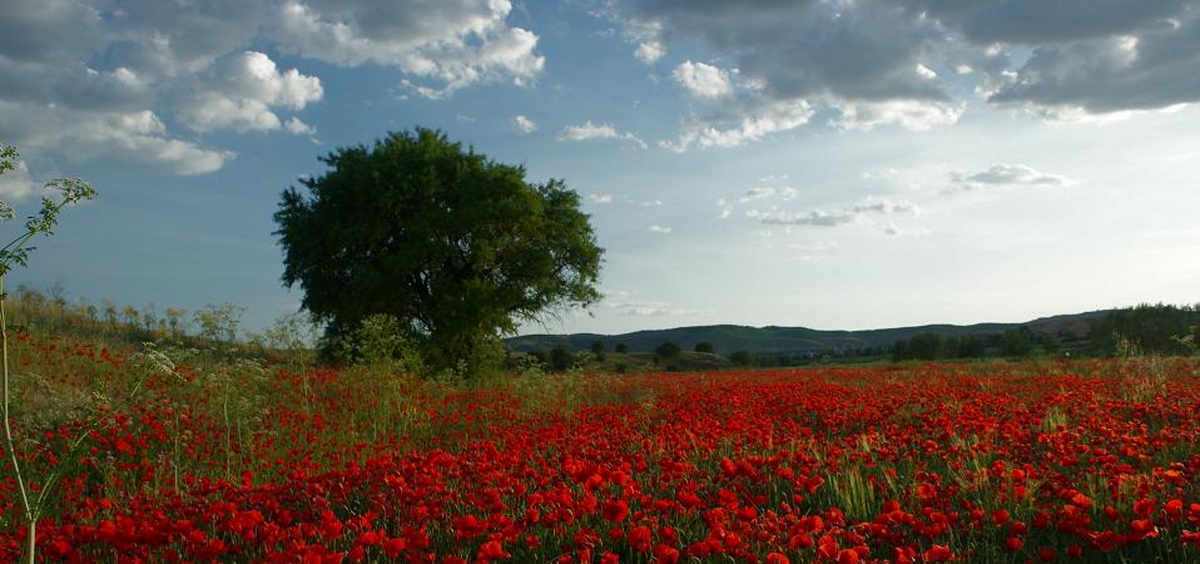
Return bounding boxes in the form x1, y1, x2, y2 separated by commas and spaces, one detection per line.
2, 324, 1200, 562
274, 128, 603, 378
1, 143, 97, 564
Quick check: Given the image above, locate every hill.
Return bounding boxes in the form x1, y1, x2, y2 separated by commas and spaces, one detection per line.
506, 310, 1110, 355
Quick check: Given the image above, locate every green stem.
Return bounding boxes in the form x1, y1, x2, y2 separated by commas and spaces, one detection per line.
2, 275, 37, 563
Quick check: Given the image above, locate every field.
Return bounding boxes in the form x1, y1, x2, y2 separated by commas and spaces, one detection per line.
3, 333, 1200, 563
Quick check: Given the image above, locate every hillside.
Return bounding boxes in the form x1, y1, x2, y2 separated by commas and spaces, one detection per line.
506, 310, 1110, 355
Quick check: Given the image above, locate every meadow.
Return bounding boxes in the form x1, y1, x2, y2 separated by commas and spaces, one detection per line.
2, 331, 1200, 563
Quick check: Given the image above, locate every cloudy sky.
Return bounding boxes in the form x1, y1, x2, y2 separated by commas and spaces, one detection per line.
2, 0, 1199, 337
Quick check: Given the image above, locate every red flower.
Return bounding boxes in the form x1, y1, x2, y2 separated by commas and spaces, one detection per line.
603, 499, 630, 523
923, 544, 955, 562
477, 540, 511, 561
653, 543, 680, 564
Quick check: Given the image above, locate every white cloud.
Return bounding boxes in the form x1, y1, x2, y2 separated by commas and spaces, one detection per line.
831, 99, 964, 131
608, 0, 1200, 120
739, 186, 798, 203
284, 117, 316, 135
0, 0, 541, 176
746, 198, 919, 228
672, 61, 734, 99
2, 102, 231, 175
558, 121, 647, 149
647, 225, 671, 234
587, 193, 613, 204
513, 114, 537, 133
560, 121, 617, 140
275, 0, 543, 97
717, 198, 733, 219
739, 187, 775, 202
606, 299, 712, 317
661, 99, 813, 152
635, 40, 665, 64
0, 159, 40, 201
178, 51, 323, 133
947, 164, 1080, 192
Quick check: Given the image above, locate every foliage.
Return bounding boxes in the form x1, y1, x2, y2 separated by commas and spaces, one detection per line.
693, 341, 715, 353
729, 349, 753, 366
4, 341, 1200, 562
654, 340, 681, 358
548, 345, 574, 373
191, 302, 245, 345
274, 128, 603, 378
342, 313, 422, 374
1, 143, 97, 564
1088, 303, 1200, 357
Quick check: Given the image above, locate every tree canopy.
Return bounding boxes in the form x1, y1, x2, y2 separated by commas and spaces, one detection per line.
274, 129, 603, 376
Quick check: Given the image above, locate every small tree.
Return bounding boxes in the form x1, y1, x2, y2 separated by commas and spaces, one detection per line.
549, 345, 574, 373
694, 341, 715, 354
655, 340, 681, 358
615, 342, 629, 354
730, 350, 753, 366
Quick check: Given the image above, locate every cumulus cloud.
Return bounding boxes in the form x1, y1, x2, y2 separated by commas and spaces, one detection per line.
1, 101, 231, 175
558, 121, 648, 149
284, 117, 317, 136
946, 164, 1080, 192
0, 0, 542, 175
647, 225, 672, 234
606, 0, 1200, 127
634, 40, 665, 64
275, 0, 544, 97
177, 51, 323, 133
831, 99, 965, 131
587, 193, 613, 204
661, 99, 814, 152
513, 114, 537, 133
673, 61, 734, 99
0, 159, 40, 201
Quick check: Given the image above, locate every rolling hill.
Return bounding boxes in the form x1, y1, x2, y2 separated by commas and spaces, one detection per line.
505, 310, 1109, 355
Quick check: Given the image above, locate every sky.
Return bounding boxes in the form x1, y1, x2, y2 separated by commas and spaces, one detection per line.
1, 0, 1199, 338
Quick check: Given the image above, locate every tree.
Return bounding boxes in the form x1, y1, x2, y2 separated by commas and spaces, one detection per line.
590, 339, 606, 362
655, 341, 682, 358
729, 350, 753, 367
549, 345, 574, 373
694, 341, 715, 354
274, 128, 603, 377
999, 328, 1033, 358
615, 342, 629, 354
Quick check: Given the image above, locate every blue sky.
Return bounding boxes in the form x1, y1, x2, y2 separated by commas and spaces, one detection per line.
2, 0, 1199, 338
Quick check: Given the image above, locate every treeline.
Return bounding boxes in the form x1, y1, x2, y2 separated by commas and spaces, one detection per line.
888, 329, 1055, 361
1087, 302, 1199, 356
888, 303, 1199, 361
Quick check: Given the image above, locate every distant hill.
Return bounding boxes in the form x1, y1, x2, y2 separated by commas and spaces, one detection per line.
505, 310, 1111, 355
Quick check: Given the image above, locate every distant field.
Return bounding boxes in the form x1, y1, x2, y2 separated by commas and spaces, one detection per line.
2, 332, 1199, 563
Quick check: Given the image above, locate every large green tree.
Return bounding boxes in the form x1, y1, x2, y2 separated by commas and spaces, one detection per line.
274, 129, 603, 376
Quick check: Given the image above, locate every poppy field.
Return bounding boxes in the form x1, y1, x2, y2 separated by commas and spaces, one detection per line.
3, 333, 1200, 563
